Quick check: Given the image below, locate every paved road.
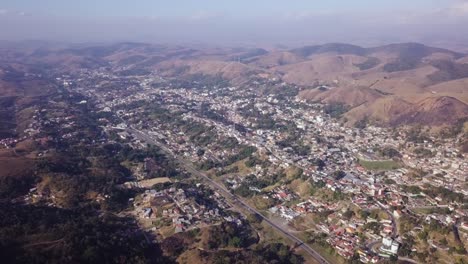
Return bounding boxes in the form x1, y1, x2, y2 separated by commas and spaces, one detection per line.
85, 92, 329, 264
398, 257, 419, 263
408, 205, 449, 210
129, 128, 330, 264
376, 203, 398, 238
366, 239, 380, 251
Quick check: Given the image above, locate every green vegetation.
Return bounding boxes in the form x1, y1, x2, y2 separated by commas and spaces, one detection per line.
310, 180, 326, 196
422, 184, 467, 203
215, 166, 239, 176
205, 222, 257, 250
354, 57, 380, 70
358, 159, 401, 171
399, 215, 420, 234
383, 58, 420, 72
210, 242, 304, 264
324, 103, 349, 118
0, 172, 36, 199
413, 147, 435, 158
199, 145, 257, 170
0, 203, 170, 264
379, 146, 402, 159
332, 170, 346, 180
363, 221, 382, 234
400, 185, 423, 194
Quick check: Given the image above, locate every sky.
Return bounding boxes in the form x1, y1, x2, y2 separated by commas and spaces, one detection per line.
0, 0, 468, 47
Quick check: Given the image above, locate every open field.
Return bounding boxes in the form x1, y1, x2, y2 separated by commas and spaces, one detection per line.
137, 177, 172, 188
358, 159, 401, 171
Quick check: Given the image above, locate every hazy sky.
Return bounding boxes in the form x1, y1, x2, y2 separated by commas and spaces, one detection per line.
1, 0, 468, 47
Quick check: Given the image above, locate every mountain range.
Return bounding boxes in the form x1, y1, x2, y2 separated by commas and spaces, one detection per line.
1, 41, 467, 128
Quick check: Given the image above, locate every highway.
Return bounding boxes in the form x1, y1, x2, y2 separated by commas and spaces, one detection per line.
128, 127, 330, 264
84, 90, 330, 263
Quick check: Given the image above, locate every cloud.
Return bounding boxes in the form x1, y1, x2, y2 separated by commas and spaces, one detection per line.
0, 9, 7, 15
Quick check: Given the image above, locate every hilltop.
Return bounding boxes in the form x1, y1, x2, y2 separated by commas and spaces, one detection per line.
1, 41, 467, 127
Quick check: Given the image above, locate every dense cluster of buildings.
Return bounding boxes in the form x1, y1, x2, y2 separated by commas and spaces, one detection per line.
56, 69, 467, 263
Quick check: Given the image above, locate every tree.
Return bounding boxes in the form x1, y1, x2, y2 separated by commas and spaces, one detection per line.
313, 158, 326, 170
247, 213, 263, 224
332, 170, 346, 180
359, 210, 370, 219
440, 238, 448, 246
229, 236, 242, 248
343, 210, 355, 220
196, 148, 205, 157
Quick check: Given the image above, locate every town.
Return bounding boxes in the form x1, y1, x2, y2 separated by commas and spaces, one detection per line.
7, 66, 466, 264
51, 67, 467, 263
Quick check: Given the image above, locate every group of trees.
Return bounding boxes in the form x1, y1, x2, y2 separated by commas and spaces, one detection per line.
354, 57, 380, 71
0, 172, 36, 199
413, 147, 435, 158
423, 184, 467, 203
324, 103, 349, 118
233, 172, 290, 198
379, 147, 402, 159
332, 170, 346, 180
199, 145, 257, 171
0, 203, 170, 264
210, 242, 304, 264
205, 222, 256, 250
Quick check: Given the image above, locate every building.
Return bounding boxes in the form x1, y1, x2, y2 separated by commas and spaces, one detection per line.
380, 237, 399, 255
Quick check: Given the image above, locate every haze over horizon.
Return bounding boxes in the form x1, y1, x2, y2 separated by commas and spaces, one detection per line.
1, 0, 468, 49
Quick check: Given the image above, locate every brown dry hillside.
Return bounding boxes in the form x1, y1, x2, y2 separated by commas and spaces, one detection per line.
391, 96, 468, 126
299, 86, 383, 107
101, 42, 468, 127
345, 96, 413, 125
422, 78, 468, 104
2, 41, 466, 127
275, 43, 468, 126
274, 54, 368, 86
457, 55, 468, 64
154, 60, 274, 85
247, 51, 304, 68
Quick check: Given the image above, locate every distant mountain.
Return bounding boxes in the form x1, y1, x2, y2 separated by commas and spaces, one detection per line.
277, 43, 467, 127
368, 42, 462, 59
2, 41, 467, 127
249, 51, 303, 67
290, 43, 366, 57
153, 60, 274, 85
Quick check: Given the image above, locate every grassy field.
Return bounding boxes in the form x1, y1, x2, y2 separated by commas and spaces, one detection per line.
358, 159, 401, 171
138, 177, 171, 188
296, 232, 346, 264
